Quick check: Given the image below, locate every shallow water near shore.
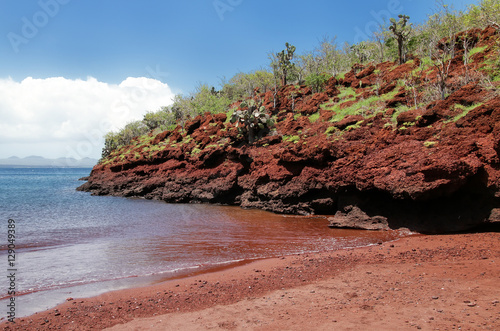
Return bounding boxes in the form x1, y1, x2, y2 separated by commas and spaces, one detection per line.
0, 168, 412, 317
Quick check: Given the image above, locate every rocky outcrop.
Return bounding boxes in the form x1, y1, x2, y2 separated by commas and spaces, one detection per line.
79, 27, 500, 233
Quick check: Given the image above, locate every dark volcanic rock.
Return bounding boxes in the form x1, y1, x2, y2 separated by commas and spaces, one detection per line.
329, 205, 390, 231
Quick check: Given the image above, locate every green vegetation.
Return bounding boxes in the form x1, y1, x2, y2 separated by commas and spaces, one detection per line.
424, 141, 437, 148
172, 84, 232, 121
146, 144, 167, 156
481, 45, 500, 81
191, 148, 202, 155
329, 98, 372, 122
318, 86, 357, 117
345, 121, 364, 131
308, 112, 320, 123
223, 70, 275, 100
272, 43, 296, 86
102, 121, 149, 159
337, 87, 357, 100
420, 57, 434, 67
446, 103, 484, 122
391, 105, 411, 124
469, 45, 488, 58
100, 0, 500, 161
179, 135, 193, 145
282, 135, 301, 143
389, 14, 412, 64
325, 126, 339, 136
230, 99, 274, 144
305, 72, 331, 93
321, 88, 399, 123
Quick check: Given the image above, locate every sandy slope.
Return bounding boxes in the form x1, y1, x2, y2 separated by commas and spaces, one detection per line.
105, 233, 499, 331
3, 232, 498, 330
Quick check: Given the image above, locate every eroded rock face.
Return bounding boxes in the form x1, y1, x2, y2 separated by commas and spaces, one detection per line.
79, 27, 500, 233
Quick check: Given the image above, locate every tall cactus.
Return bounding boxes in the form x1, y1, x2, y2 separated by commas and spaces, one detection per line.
389, 15, 411, 65
230, 99, 273, 144
276, 43, 296, 86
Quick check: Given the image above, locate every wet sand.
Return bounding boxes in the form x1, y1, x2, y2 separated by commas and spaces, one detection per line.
2, 232, 499, 330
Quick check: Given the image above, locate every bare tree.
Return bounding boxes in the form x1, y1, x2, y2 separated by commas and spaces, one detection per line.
427, 2, 464, 99
371, 23, 389, 63
315, 35, 342, 76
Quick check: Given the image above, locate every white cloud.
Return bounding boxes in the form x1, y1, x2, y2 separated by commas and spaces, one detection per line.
0, 76, 175, 159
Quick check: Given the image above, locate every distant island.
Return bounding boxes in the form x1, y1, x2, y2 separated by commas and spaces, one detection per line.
0, 156, 98, 168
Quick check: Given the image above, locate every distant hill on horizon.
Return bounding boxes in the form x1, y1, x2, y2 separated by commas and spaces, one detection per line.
0, 156, 98, 168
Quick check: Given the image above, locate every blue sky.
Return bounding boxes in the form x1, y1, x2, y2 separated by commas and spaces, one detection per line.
0, 0, 478, 160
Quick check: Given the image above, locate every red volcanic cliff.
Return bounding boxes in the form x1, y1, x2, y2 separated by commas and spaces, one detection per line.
79, 27, 500, 233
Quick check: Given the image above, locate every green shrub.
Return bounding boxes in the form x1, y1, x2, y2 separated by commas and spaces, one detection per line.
305, 73, 331, 93
143, 107, 176, 131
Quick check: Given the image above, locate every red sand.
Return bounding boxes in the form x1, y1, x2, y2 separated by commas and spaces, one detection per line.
2, 232, 499, 330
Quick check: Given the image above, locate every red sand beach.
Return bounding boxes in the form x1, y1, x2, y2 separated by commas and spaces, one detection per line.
2, 232, 499, 330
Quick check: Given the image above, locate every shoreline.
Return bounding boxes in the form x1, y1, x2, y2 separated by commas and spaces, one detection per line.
2, 257, 265, 319
2, 223, 411, 320
2, 231, 499, 330
0, 234, 402, 319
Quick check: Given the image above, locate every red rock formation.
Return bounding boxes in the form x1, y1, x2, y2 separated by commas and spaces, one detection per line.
79, 27, 500, 233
